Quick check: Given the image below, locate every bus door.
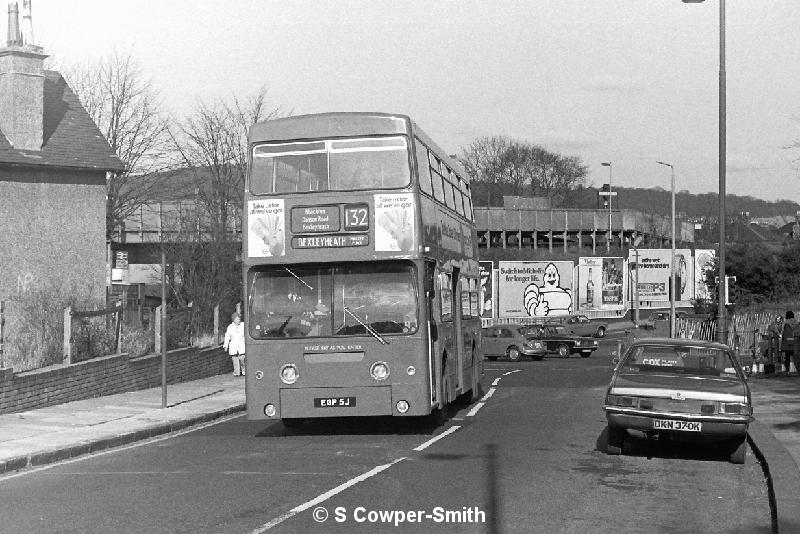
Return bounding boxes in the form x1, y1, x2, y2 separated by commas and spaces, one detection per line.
425, 261, 439, 405
452, 267, 465, 393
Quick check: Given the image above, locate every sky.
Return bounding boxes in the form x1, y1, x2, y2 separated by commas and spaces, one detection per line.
22, 0, 800, 202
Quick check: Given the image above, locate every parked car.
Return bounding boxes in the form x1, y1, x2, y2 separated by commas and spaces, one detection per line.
603, 337, 752, 464
558, 314, 609, 338
638, 310, 688, 330
482, 324, 547, 361
525, 324, 600, 357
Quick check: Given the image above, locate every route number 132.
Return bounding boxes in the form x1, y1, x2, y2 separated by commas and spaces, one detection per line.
344, 204, 369, 230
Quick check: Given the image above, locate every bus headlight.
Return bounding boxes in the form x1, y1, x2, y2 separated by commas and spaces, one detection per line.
370, 361, 389, 381
264, 404, 276, 417
396, 400, 410, 413
406, 366, 416, 376
280, 364, 298, 384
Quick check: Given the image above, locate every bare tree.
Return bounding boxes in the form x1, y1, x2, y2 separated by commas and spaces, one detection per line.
63, 51, 174, 239
165, 88, 286, 332
171, 86, 284, 241
459, 137, 587, 207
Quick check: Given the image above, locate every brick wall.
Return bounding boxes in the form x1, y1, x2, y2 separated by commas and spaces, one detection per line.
0, 346, 233, 414
0, 167, 106, 300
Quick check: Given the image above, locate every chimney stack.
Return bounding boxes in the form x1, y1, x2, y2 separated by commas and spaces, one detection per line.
21, 0, 33, 46
0, 1, 47, 151
6, 2, 21, 45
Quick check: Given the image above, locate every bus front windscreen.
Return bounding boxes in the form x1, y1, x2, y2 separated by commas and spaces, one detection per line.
248, 262, 418, 339
250, 136, 410, 194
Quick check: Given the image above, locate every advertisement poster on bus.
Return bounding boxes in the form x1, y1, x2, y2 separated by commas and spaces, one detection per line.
375, 193, 415, 252
694, 249, 715, 301
627, 249, 693, 301
497, 261, 573, 318
479, 261, 494, 318
577, 257, 625, 311
248, 199, 285, 257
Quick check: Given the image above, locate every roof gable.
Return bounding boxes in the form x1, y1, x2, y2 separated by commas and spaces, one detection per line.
0, 70, 124, 171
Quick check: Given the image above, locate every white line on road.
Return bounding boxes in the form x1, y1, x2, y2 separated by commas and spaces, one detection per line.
413, 425, 461, 451
491, 377, 502, 386
253, 457, 407, 532
466, 402, 485, 417
503, 369, 521, 375
480, 387, 496, 402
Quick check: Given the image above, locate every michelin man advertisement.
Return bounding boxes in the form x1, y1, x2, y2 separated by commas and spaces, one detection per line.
497, 261, 573, 318
248, 199, 285, 257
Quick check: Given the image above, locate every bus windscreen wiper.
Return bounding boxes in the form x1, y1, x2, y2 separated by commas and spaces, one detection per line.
284, 267, 313, 290
343, 306, 388, 345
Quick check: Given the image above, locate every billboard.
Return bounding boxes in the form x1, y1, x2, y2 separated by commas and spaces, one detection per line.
694, 249, 715, 301
628, 249, 693, 302
479, 261, 494, 318
497, 261, 574, 318
577, 257, 626, 311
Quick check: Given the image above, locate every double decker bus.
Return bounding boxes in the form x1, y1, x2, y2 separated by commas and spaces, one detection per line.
243, 112, 482, 427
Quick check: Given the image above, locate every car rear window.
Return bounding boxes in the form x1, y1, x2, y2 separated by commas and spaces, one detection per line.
622, 346, 738, 376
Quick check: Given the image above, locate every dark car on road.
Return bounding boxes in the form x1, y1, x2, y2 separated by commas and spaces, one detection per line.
639, 310, 688, 330
482, 324, 547, 361
603, 337, 752, 464
524, 324, 600, 357
557, 314, 609, 338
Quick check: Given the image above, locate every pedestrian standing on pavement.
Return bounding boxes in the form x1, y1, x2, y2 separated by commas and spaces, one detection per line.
767, 315, 784, 374
224, 312, 246, 377
781, 311, 798, 374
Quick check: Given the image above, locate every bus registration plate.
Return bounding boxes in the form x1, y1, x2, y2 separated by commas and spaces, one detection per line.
653, 419, 701, 432
314, 397, 356, 408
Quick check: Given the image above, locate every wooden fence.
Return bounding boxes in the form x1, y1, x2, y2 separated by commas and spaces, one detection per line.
63, 303, 124, 364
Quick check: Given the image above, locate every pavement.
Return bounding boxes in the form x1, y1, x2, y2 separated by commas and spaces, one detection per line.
1, 359, 800, 532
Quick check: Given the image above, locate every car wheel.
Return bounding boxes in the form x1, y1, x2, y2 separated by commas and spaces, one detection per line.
596, 326, 606, 338
282, 418, 305, 430
557, 344, 570, 358
729, 437, 747, 464
580, 351, 592, 358
507, 346, 521, 361
606, 426, 626, 455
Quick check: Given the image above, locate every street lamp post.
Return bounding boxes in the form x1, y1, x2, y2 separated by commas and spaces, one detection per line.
682, 0, 726, 343
657, 161, 676, 338
601, 162, 612, 253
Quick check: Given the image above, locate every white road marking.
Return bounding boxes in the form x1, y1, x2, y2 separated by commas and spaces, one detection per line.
466, 402, 485, 417
412, 425, 461, 451
480, 387, 496, 402
503, 369, 521, 375
491, 377, 502, 386
253, 457, 407, 532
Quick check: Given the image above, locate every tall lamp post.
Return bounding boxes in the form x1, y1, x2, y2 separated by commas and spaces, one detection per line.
601, 162, 613, 253
682, 0, 726, 343
657, 161, 676, 338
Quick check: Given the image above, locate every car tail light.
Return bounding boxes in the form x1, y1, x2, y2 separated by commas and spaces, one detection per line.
638, 399, 654, 410
721, 402, 751, 415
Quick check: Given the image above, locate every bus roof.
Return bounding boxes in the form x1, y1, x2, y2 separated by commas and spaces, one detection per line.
248, 112, 469, 183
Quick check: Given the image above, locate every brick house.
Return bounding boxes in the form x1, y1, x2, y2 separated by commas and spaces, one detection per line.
0, 3, 123, 302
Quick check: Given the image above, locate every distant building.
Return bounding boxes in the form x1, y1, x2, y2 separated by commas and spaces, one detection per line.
0, 3, 123, 301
